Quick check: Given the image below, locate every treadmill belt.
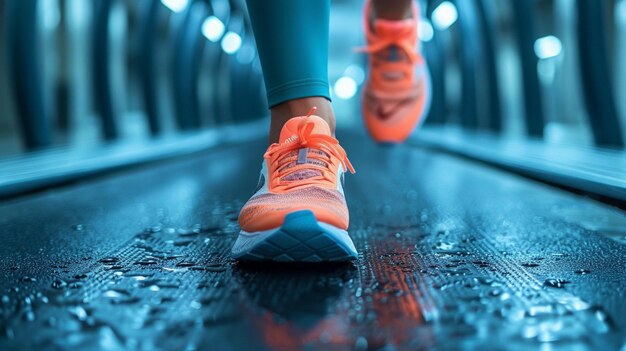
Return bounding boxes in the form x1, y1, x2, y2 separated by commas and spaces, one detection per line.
1, 134, 625, 350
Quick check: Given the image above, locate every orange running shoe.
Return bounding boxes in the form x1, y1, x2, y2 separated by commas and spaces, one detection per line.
233, 108, 357, 262
360, 0, 431, 143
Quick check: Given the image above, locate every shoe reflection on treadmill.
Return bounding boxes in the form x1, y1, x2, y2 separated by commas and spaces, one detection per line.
232, 262, 356, 350
231, 238, 435, 350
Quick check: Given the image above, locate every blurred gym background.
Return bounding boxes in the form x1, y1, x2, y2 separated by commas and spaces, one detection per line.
1, 0, 626, 199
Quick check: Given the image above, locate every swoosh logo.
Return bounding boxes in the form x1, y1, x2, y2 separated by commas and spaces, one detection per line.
376, 106, 394, 120
374, 96, 418, 121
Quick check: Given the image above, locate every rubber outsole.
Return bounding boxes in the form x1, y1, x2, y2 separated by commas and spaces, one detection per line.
231, 210, 358, 262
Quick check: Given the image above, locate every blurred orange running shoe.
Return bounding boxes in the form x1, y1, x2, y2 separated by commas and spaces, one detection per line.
233, 108, 357, 262
360, 0, 431, 143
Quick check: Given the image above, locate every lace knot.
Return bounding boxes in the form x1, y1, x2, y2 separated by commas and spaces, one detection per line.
264, 108, 355, 192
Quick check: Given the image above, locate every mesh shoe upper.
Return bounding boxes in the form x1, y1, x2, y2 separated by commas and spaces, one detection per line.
239, 110, 354, 233
239, 185, 350, 233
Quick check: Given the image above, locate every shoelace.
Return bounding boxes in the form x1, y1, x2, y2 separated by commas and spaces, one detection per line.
355, 28, 424, 65
264, 107, 355, 192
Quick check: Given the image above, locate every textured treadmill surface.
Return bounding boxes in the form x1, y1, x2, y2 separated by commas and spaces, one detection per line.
0, 134, 625, 350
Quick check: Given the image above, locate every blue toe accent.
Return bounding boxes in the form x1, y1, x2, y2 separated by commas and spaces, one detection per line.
282, 210, 323, 236
232, 210, 358, 262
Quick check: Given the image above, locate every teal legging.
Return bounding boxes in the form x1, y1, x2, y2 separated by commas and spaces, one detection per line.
246, 0, 331, 108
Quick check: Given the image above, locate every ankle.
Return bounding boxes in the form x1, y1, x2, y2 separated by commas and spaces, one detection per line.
269, 97, 336, 144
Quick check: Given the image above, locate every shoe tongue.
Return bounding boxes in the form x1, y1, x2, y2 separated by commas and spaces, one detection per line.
278, 115, 331, 146
276, 115, 332, 182
372, 18, 415, 38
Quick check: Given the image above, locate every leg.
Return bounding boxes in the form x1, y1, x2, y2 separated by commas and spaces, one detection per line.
234, 0, 357, 262
246, 0, 334, 143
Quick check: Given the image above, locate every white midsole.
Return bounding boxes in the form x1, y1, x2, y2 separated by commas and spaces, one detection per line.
232, 222, 356, 256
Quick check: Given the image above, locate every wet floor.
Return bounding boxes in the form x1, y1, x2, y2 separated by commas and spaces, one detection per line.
1, 134, 625, 350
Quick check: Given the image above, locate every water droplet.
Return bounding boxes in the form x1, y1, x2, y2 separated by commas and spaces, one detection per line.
103, 289, 128, 298
2, 295, 9, 304
176, 261, 196, 267
69, 282, 84, 289
23, 310, 35, 322
136, 258, 158, 265
68, 306, 88, 321
162, 267, 185, 272
488, 288, 503, 297
543, 278, 570, 288
204, 264, 227, 272
556, 295, 590, 311
177, 228, 199, 237
434, 242, 455, 250
526, 304, 557, 317
590, 306, 610, 325
102, 289, 139, 304
463, 278, 479, 289
99, 257, 119, 264
574, 269, 590, 275
433, 282, 456, 291
522, 262, 540, 268
156, 282, 181, 289
51, 279, 68, 289
148, 225, 162, 233
173, 240, 193, 247
135, 241, 155, 251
